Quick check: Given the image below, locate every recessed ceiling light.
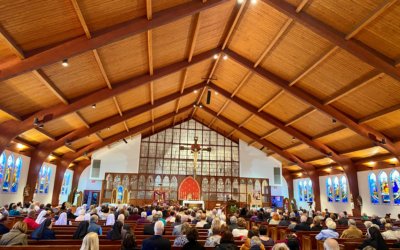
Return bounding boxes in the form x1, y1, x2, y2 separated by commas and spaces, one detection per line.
61, 59, 69, 67
251, 0, 257, 4
92, 104, 96, 109
223, 54, 228, 60
213, 54, 219, 60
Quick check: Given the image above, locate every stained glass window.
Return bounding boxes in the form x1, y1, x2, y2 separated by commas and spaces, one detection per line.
299, 181, 303, 201
369, 173, 379, 204
303, 181, 308, 201
340, 176, 348, 203
36, 165, 51, 194
0, 152, 5, 185
2, 154, 14, 192
61, 172, 71, 195
326, 178, 333, 202
308, 180, 313, 202
379, 172, 390, 204
391, 170, 400, 205
333, 177, 340, 202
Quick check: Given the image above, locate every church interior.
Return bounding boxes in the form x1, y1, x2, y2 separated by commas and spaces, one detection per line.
0, 0, 400, 249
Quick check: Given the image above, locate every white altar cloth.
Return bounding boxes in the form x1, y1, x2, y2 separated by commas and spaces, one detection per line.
182, 200, 204, 209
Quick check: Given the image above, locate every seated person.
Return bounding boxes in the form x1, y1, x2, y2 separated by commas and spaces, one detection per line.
8, 204, 20, 216
0, 221, 28, 245
259, 225, 274, 247
337, 212, 348, 226
195, 213, 208, 228
31, 218, 56, 240
240, 228, 265, 250
358, 227, 388, 250
137, 211, 148, 224
87, 215, 102, 235
381, 223, 400, 240
80, 232, 99, 250
232, 217, 249, 239
249, 236, 263, 250
216, 230, 238, 250
54, 212, 69, 226
173, 222, 190, 246
73, 221, 89, 239
23, 210, 40, 230
205, 224, 222, 247
340, 219, 362, 239
294, 215, 310, 231
144, 214, 159, 235
310, 217, 323, 232
315, 220, 338, 240
122, 232, 136, 250
107, 220, 123, 240
182, 227, 204, 250
142, 221, 171, 250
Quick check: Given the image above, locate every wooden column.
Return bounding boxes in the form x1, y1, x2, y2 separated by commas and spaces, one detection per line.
343, 166, 361, 216
309, 171, 321, 211
282, 170, 294, 200
51, 159, 70, 206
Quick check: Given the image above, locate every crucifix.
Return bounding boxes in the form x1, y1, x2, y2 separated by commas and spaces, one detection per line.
180, 136, 211, 178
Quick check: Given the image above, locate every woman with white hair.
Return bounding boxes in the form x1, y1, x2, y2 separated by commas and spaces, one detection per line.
55, 212, 68, 226
105, 213, 115, 226
315, 220, 339, 240
35, 210, 48, 225
75, 209, 86, 222
80, 232, 99, 250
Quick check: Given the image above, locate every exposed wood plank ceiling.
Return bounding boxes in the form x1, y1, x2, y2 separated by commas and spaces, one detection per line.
0, 0, 400, 177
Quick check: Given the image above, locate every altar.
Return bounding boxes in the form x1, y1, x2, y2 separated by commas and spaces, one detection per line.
182, 200, 204, 209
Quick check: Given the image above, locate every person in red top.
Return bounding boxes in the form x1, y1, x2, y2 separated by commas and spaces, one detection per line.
23, 210, 40, 230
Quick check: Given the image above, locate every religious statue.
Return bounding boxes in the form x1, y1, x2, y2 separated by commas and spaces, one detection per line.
180, 136, 211, 178
23, 185, 30, 197
106, 174, 112, 190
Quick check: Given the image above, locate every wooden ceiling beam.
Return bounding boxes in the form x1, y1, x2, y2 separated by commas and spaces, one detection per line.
0, 0, 228, 81
71, 0, 91, 39
248, 128, 279, 146
202, 106, 315, 173
285, 107, 316, 127
261, 0, 400, 82
0, 25, 25, 59
323, 70, 383, 105
221, 0, 249, 49
74, 112, 90, 128
69, 105, 192, 160
358, 103, 400, 124
34, 128, 56, 141
0, 47, 219, 148
345, 0, 398, 40
32, 69, 69, 105
94, 133, 103, 142
225, 49, 400, 160
210, 82, 352, 166
123, 121, 129, 132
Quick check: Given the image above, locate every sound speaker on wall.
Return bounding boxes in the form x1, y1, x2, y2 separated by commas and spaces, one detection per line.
206, 88, 211, 104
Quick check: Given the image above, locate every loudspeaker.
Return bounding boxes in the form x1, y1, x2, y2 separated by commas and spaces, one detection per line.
206, 89, 211, 104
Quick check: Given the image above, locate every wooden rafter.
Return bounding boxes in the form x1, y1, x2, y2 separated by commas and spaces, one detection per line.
210, 82, 351, 167
71, 0, 91, 39
93, 49, 112, 89
345, 0, 398, 40
94, 133, 103, 142
261, 0, 400, 82
225, 49, 400, 160
202, 106, 315, 173
0, 25, 24, 59
0, 0, 228, 81
32, 70, 69, 105
74, 112, 90, 128
359, 103, 400, 124
34, 128, 55, 141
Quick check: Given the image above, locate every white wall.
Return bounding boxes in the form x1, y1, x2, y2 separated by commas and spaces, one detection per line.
59, 169, 74, 204
270, 177, 288, 197
239, 140, 283, 187
319, 175, 352, 215
77, 166, 102, 192
0, 150, 31, 204
357, 167, 400, 217
32, 163, 57, 205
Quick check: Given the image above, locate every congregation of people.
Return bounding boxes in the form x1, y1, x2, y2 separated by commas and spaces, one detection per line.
0, 201, 400, 250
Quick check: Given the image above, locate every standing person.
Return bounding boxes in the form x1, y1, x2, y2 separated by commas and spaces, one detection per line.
358, 227, 388, 250
80, 232, 99, 250
31, 218, 56, 240
23, 210, 40, 230
182, 227, 205, 250
142, 221, 171, 250
0, 221, 28, 245
87, 215, 102, 235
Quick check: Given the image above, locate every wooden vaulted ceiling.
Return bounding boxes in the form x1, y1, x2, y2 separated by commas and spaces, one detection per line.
0, 0, 400, 176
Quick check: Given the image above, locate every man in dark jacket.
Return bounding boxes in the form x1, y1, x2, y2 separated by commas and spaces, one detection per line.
143, 214, 159, 235
142, 221, 171, 250
294, 215, 310, 231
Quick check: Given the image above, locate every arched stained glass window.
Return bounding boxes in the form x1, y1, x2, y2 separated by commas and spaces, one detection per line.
303, 181, 308, 201
61, 172, 71, 195
162, 176, 170, 188
340, 176, 348, 203
369, 173, 379, 204
155, 175, 162, 187
390, 170, 400, 205
0, 152, 5, 185
326, 178, 333, 202
308, 180, 313, 202
2, 154, 14, 192
379, 172, 390, 204
36, 165, 51, 194
333, 177, 340, 202
299, 181, 303, 201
